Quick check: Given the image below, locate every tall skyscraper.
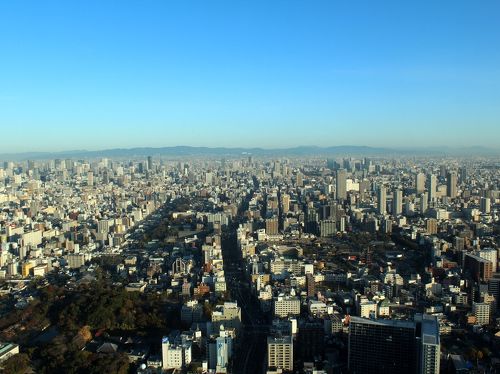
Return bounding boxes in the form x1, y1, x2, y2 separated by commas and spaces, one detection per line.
336, 169, 347, 201
348, 315, 440, 374
481, 197, 491, 214
426, 174, 436, 203
393, 188, 403, 216
378, 185, 387, 215
420, 193, 428, 214
459, 166, 468, 184
446, 172, 457, 198
282, 193, 290, 214
415, 173, 426, 194
415, 314, 441, 374
87, 171, 94, 187
147, 155, 153, 171
266, 217, 279, 236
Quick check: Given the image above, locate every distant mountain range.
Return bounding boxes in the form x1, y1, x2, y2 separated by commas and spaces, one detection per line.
1, 145, 499, 161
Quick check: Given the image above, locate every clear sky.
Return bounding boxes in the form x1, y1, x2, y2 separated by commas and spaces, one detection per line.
1, 0, 499, 152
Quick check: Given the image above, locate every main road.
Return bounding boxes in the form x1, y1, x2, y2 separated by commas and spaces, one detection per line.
222, 228, 269, 374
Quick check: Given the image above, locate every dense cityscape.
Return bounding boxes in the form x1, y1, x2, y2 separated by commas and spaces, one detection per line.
2, 1, 500, 373
0, 153, 498, 373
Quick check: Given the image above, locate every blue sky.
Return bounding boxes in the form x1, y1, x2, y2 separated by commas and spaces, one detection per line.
1, 0, 499, 152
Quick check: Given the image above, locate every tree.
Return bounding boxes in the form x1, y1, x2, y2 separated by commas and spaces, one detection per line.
2, 353, 31, 374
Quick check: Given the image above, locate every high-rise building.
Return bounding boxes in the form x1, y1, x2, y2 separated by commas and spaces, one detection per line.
216, 329, 233, 373
162, 337, 192, 370
298, 320, 324, 361
282, 193, 290, 214
336, 169, 347, 201
473, 302, 491, 325
267, 336, 293, 372
147, 155, 153, 171
415, 314, 441, 374
426, 218, 438, 235
87, 171, 94, 187
464, 253, 493, 282
320, 219, 336, 237
266, 217, 279, 236
458, 166, 468, 184
348, 315, 440, 374
97, 220, 110, 234
306, 273, 316, 297
478, 248, 498, 273
295, 172, 303, 187
416, 173, 426, 194
393, 188, 403, 216
446, 172, 457, 198
378, 185, 387, 215
480, 197, 491, 214
420, 193, 428, 214
426, 174, 436, 203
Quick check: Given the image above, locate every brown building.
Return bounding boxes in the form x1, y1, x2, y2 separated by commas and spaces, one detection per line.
426, 218, 438, 235
464, 253, 493, 282
266, 217, 279, 236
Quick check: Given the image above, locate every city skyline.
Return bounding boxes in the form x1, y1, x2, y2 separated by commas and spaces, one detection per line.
1, 1, 500, 152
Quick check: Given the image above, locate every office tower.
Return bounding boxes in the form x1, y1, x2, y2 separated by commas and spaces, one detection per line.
473, 302, 491, 325
454, 237, 465, 251
305, 208, 319, 235
298, 320, 324, 361
426, 174, 436, 202
420, 193, 428, 214
488, 276, 500, 310
464, 253, 493, 282
348, 315, 440, 374
426, 218, 438, 235
446, 172, 457, 198
282, 194, 290, 214
478, 248, 498, 273
97, 220, 110, 234
306, 273, 316, 297
296, 172, 303, 187
416, 173, 426, 194
415, 314, 441, 374
439, 165, 447, 178
87, 171, 94, 187
348, 317, 416, 374
216, 330, 233, 373
147, 155, 153, 171
393, 188, 403, 216
336, 169, 347, 201
266, 217, 279, 235
459, 166, 468, 184
205, 171, 214, 185
267, 336, 293, 372
377, 185, 387, 215
480, 197, 491, 214
320, 219, 336, 237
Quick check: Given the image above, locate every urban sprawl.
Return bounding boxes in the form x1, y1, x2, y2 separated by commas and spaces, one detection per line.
0, 155, 499, 374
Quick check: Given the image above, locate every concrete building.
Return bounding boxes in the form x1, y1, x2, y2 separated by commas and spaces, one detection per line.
161, 337, 192, 370
267, 335, 293, 372
273, 296, 301, 318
